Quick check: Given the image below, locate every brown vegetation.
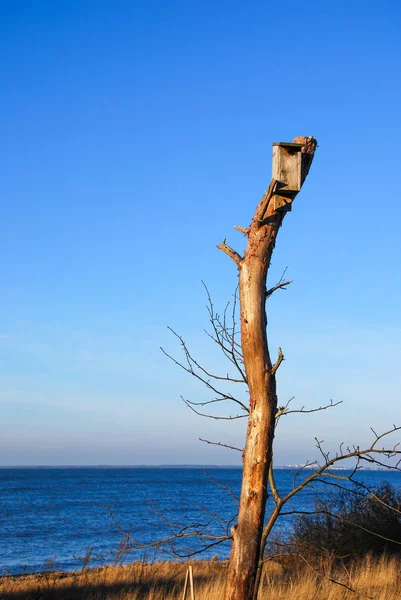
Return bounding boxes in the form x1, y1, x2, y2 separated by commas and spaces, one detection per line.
1, 555, 400, 600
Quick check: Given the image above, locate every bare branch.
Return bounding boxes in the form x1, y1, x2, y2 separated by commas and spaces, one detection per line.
199, 437, 243, 453
233, 225, 249, 236
160, 328, 249, 419
161, 344, 243, 404
276, 398, 342, 420
170, 537, 230, 558
103, 500, 231, 561
163, 326, 245, 384
73, 547, 114, 567
202, 282, 247, 384
268, 461, 281, 505
275, 396, 295, 419
323, 477, 401, 517
271, 347, 284, 375
182, 396, 247, 420
186, 396, 249, 413
291, 460, 319, 489
292, 399, 343, 415
202, 470, 240, 507
265, 280, 292, 299
283, 507, 401, 547
217, 239, 243, 267
287, 552, 374, 599
261, 544, 377, 599
282, 426, 401, 506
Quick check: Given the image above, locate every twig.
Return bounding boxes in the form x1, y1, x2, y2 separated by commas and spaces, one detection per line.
199, 438, 243, 452
275, 398, 342, 419
202, 282, 247, 384
282, 552, 374, 599
202, 470, 240, 506
265, 280, 292, 299
282, 426, 401, 506
163, 326, 245, 384
182, 396, 247, 420
186, 396, 248, 413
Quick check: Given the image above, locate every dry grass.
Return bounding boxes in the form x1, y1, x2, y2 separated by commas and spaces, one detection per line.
1, 555, 400, 599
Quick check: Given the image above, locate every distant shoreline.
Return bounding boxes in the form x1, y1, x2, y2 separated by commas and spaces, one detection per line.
0, 464, 390, 470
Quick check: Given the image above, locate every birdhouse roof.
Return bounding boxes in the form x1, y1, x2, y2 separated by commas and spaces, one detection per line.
272, 142, 304, 149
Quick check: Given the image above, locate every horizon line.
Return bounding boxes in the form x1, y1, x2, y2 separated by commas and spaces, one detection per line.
0, 464, 387, 470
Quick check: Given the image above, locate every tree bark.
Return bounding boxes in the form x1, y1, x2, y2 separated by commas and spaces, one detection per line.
221, 138, 316, 600
223, 184, 285, 600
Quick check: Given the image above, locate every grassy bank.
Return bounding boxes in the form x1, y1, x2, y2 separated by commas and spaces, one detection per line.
1, 554, 400, 599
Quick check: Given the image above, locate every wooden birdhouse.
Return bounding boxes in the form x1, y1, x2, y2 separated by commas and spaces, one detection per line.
272, 142, 303, 212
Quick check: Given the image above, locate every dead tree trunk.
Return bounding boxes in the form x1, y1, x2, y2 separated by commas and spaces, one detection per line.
218, 137, 317, 600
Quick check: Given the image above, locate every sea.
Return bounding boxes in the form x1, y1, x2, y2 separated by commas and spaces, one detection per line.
1, 467, 400, 575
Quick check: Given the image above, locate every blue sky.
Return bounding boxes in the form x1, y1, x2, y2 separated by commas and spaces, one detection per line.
1, 0, 401, 465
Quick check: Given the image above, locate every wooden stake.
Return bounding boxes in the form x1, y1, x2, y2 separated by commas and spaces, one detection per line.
189, 565, 195, 600
181, 568, 189, 600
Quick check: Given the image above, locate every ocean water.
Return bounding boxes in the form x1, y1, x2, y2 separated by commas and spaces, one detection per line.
1, 467, 399, 575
